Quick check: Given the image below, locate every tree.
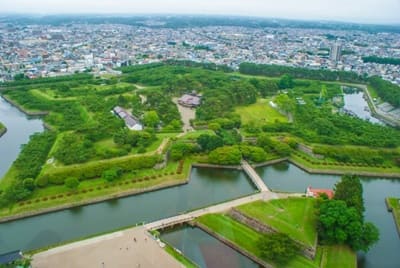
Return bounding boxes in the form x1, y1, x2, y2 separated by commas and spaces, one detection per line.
197, 134, 224, 152
23, 178, 35, 191
278, 74, 294, 89
257, 233, 300, 264
143, 110, 160, 128
208, 146, 242, 165
102, 168, 122, 182
317, 199, 379, 252
334, 174, 364, 217
65, 177, 80, 190
274, 94, 295, 114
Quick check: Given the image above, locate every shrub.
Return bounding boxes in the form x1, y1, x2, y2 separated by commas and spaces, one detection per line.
65, 177, 80, 190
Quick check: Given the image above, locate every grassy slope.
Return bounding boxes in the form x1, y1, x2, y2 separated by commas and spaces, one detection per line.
237, 198, 317, 247
387, 197, 400, 232
235, 98, 288, 126
321, 245, 356, 268
197, 213, 321, 268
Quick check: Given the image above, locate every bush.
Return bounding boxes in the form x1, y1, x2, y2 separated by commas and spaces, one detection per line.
65, 177, 80, 190
257, 233, 300, 264
38, 155, 159, 185
208, 146, 242, 165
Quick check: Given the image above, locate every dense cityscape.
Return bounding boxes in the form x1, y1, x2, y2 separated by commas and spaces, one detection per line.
1, 18, 400, 85
0, 10, 400, 268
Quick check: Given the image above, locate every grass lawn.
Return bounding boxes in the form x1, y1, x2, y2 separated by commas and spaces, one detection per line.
236, 198, 317, 247
321, 245, 356, 268
387, 197, 400, 232
235, 98, 288, 126
197, 213, 321, 268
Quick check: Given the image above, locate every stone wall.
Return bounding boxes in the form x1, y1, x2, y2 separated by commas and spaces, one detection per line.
229, 208, 317, 260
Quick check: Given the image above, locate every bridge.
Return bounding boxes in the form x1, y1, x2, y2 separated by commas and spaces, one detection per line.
241, 160, 270, 192
145, 192, 272, 230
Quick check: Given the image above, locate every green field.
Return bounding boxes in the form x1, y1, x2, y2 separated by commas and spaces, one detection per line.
196, 213, 321, 268
321, 245, 356, 268
387, 197, 400, 233
235, 98, 288, 126
237, 198, 317, 247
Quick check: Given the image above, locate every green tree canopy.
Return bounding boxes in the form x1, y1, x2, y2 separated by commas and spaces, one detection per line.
257, 233, 300, 264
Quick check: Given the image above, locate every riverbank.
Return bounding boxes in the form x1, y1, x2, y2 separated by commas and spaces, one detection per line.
0, 123, 6, 138
1, 94, 49, 116
386, 197, 400, 237
0, 177, 189, 223
289, 156, 400, 178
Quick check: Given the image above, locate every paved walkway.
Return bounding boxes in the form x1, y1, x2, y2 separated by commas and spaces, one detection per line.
32, 226, 182, 268
241, 160, 270, 192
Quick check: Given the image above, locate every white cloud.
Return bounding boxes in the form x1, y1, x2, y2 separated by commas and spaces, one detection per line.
1, 0, 399, 24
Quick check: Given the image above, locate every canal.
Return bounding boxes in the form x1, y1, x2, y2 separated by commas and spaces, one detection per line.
0, 96, 43, 178
343, 88, 382, 124
0, 168, 256, 254
256, 162, 400, 268
161, 226, 259, 268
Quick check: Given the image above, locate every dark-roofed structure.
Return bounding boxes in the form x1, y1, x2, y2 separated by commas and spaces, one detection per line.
178, 93, 201, 108
0, 250, 22, 265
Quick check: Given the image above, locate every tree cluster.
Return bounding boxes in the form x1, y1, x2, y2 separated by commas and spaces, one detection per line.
317, 175, 379, 252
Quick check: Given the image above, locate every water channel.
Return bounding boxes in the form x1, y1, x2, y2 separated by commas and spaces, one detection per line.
0, 96, 44, 178
256, 162, 400, 268
343, 89, 382, 124
0, 167, 256, 254
161, 226, 259, 268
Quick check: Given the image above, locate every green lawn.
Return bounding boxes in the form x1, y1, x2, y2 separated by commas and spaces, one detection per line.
321, 245, 356, 268
196, 213, 321, 268
235, 98, 288, 126
236, 198, 317, 247
387, 197, 400, 232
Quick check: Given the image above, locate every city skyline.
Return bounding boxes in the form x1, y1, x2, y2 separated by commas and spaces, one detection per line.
1, 0, 400, 25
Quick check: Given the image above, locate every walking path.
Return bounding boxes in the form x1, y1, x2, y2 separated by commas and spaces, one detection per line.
241, 160, 270, 192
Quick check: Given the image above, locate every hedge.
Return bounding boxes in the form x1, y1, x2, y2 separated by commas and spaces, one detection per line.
36, 154, 160, 186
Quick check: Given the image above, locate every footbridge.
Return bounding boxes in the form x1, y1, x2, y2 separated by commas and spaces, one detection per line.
241, 160, 270, 192
145, 192, 271, 230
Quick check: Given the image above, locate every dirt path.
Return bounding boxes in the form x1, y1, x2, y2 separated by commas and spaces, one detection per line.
172, 98, 195, 133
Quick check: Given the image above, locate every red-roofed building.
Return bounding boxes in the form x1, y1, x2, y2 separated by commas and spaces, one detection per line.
306, 186, 334, 199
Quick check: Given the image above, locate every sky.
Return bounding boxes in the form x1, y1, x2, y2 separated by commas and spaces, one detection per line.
1, 0, 400, 24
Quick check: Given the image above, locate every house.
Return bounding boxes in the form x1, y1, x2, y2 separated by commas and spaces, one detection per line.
178, 93, 201, 108
306, 186, 334, 199
112, 106, 143, 131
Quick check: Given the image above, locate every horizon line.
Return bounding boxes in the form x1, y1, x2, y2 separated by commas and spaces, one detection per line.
0, 12, 399, 26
